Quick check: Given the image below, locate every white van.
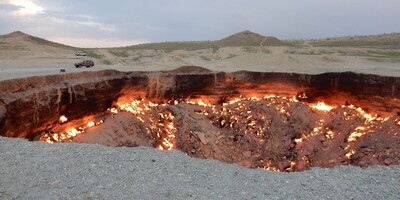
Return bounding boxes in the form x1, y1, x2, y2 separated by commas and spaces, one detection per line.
75, 51, 87, 56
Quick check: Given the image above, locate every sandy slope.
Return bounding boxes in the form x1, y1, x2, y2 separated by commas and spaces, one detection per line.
1, 137, 399, 200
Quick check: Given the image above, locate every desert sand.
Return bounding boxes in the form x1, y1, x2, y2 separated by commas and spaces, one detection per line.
1, 31, 400, 199
1, 31, 400, 81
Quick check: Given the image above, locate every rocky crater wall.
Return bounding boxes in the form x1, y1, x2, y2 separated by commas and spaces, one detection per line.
0, 68, 399, 139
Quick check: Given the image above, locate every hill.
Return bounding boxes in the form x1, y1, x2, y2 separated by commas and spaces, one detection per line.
0, 31, 75, 49
217, 30, 286, 47
0, 31, 77, 59
124, 30, 287, 52
293, 33, 400, 49
2, 30, 400, 52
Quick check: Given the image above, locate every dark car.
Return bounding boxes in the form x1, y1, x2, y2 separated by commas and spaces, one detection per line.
75, 60, 94, 68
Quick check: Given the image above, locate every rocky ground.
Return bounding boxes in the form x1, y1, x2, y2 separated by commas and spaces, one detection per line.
1, 137, 399, 200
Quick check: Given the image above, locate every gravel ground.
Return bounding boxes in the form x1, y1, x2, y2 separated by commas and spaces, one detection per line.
0, 137, 399, 200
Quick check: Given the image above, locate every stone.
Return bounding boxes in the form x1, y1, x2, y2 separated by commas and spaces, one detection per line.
243, 150, 252, 158
384, 158, 393, 166
194, 131, 209, 145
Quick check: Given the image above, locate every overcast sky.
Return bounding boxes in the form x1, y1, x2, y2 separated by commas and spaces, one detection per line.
0, 0, 399, 47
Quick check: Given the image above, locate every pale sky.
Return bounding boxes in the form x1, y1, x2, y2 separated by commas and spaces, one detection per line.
0, 0, 399, 48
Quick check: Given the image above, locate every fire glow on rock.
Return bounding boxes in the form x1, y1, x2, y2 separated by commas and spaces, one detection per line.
37, 95, 400, 172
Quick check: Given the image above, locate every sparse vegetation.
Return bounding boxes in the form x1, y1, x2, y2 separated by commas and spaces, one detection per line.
86, 51, 104, 59
309, 33, 400, 49
125, 41, 220, 53
261, 48, 271, 54
200, 55, 211, 61
108, 49, 129, 57
340, 50, 400, 63
102, 59, 112, 65
226, 54, 237, 59
212, 46, 219, 53
132, 57, 141, 62
24, 33, 76, 49
242, 47, 259, 53
285, 48, 335, 55
0, 46, 26, 51
367, 57, 400, 63
199, 54, 226, 61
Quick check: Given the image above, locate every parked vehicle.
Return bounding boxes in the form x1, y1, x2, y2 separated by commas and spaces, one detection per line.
75, 51, 87, 56
75, 60, 94, 68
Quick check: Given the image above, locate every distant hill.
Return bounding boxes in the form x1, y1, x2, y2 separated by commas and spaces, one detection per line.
217, 30, 285, 47
124, 41, 219, 53
299, 33, 400, 49
124, 30, 287, 52
0, 31, 77, 58
1, 30, 400, 54
0, 31, 75, 49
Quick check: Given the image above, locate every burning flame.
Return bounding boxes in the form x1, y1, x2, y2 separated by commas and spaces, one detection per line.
109, 99, 177, 150
345, 150, 356, 159
295, 119, 326, 144
39, 119, 104, 143
347, 126, 367, 142
311, 102, 334, 112
87, 121, 95, 127
39, 94, 399, 172
324, 130, 335, 139
156, 112, 177, 150
59, 115, 68, 123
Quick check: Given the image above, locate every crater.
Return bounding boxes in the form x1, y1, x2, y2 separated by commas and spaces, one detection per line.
1, 66, 399, 172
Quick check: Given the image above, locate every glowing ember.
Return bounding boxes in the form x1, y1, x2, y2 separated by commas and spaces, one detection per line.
59, 115, 68, 123
345, 150, 356, 159
38, 119, 104, 143
311, 102, 334, 112
260, 160, 281, 172
106, 99, 177, 150
348, 126, 367, 142
108, 108, 119, 114
294, 138, 303, 144
296, 119, 326, 143
87, 121, 95, 127
36, 94, 400, 172
156, 112, 177, 150
324, 130, 335, 139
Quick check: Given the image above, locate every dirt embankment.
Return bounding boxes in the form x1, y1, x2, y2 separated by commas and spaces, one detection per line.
1, 67, 399, 139
0, 67, 399, 172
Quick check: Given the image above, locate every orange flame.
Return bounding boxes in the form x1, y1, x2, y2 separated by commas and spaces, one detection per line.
42, 94, 397, 167
59, 115, 68, 123
347, 126, 367, 142
311, 102, 334, 112
39, 119, 104, 143
87, 121, 95, 127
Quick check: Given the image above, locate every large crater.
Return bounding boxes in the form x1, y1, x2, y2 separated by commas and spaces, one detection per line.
1, 66, 399, 172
